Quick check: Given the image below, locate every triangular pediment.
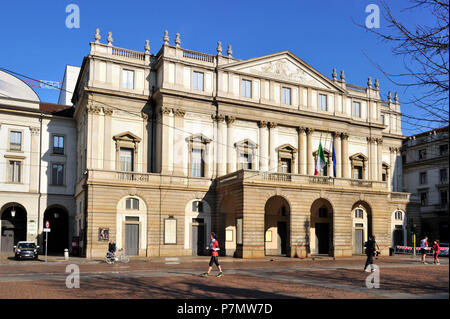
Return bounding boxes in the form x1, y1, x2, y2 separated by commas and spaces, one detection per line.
113, 131, 141, 142
222, 51, 344, 92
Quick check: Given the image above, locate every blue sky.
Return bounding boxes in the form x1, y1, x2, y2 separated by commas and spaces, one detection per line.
0, 0, 439, 135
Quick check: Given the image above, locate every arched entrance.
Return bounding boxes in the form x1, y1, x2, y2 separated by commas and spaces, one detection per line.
264, 196, 290, 256
43, 206, 69, 255
310, 198, 333, 256
351, 201, 373, 255
1, 203, 27, 253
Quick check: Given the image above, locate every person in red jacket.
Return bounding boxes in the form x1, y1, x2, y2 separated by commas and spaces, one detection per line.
201, 232, 223, 277
433, 240, 440, 265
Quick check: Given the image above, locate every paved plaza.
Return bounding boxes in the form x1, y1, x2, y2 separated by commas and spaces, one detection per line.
0, 254, 447, 299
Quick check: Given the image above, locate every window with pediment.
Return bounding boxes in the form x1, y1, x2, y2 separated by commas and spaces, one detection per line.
277, 144, 297, 174
188, 134, 211, 178
235, 139, 258, 170
113, 132, 141, 172
350, 153, 368, 180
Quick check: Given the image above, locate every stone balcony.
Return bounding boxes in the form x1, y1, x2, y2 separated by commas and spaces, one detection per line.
217, 169, 391, 193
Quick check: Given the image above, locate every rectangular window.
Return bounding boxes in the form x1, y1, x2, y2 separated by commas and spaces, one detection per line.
352, 102, 361, 118
53, 135, 64, 154
440, 191, 448, 205
419, 172, 427, 185
193, 71, 204, 91
9, 161, 21, 183
319, 94, 328, 111
282, 87, 291, 105
440, 169, 448, 183
52, 164, 64, 185
191, 149, 205, 177
420, 191, 428, 206
10, 131, 22, 151
280, 158, 291, 173
119, 148, 134, 172
353, 166, 363, 180
418, 149, 426, 160
126, 198, 139, 210
192, 200, 203, 213
239, 153, 252, 170
440, 144, 448, 156
380, 114, 385, 125
241, 79, 252, 98
122, 69, 134, 89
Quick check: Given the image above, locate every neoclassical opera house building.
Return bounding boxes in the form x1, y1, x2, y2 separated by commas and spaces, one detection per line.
71, 30, 416, 259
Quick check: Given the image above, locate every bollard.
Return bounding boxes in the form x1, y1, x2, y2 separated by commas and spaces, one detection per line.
64, 248, 69, 261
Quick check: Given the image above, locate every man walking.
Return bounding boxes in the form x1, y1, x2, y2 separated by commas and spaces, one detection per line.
201, 232, 223, 278
364, 235, 376, 272
420, 236, 428, 264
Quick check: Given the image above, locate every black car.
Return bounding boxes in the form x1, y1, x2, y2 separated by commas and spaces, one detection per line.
13, 241, 39, 260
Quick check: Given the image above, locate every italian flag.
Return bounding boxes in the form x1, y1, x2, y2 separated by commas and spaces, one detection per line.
314, 143, 327, 176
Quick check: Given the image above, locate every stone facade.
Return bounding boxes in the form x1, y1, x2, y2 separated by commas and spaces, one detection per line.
71, 30, 413, 258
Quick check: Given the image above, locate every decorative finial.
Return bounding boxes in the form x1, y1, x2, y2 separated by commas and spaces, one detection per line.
175, 33, 181, 47
367, 77, 372, 88
394, 92, 399, 103
145, 40, 150, 54
227, 44, 232, 57
163, 30, 169, 45
340, 70, 345, 82
217, 41, 222, 56
332, 68, 337, 80
388, 91, 392, 102
94, 28, 101, 43
374, 78, 379, 89
107, 32, 113, 46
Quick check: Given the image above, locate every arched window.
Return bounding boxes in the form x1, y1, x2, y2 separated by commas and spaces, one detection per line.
192, 200, 203, 213
125, 198, 139, 210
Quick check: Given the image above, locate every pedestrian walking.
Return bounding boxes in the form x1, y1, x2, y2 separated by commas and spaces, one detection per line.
201, 232, 223, 278
364, 235, 376, 272
433, 240, 440, 265
420, 236, 428, 264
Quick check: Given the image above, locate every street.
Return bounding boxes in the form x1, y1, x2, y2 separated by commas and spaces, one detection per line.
0, 255, 447, 299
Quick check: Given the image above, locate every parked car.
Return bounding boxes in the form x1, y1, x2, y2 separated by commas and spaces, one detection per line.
13, 241, 39, 260
439, 242, 449, 257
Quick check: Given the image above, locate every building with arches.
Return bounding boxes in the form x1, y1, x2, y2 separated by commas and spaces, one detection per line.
0, 70, 76, 254
69, 30, 417, 258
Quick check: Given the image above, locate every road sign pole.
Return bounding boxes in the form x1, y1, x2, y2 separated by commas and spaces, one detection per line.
45, 231, 48, 263
413, 234, 416, 257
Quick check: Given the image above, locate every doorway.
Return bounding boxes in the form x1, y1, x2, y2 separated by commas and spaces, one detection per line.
192, 220, 205, 256
277, 221, 287, 255
1, 204, 27, 253
125, 223, 139, 256
315, 223, 329, 254
354, 227, 364, 255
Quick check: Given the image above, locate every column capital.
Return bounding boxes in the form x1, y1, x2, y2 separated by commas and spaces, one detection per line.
86, 103, 101, 114
29, 127, 40, 136
268, 122, 278, 129
160, 106, 172, 115
367, 136, 377, 143
341, 132, 349, 140
173, 108, 186, 118
376, 137, 383, 144
104, 107, 114, 116
258, 120, 269, 128
141, 112, 149, 121
333, 131, 343, 137
212, 114, 226, 122
389, 146, 399, 153
226, 115, 235, 125
306, 127, 315, 135
298, 126, 307, 133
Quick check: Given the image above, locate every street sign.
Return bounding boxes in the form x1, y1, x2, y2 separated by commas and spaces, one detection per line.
43, 228, 51, 232
45, 221, 50, 228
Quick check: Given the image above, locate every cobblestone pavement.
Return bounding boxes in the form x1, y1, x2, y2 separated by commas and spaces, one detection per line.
0, 255, 447, 299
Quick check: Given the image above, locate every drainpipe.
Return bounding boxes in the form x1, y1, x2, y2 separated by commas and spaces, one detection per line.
37, 113, 43, 251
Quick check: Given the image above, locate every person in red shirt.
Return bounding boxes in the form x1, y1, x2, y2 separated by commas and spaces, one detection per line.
201, 232, 223, 277
433, 240, 440, 265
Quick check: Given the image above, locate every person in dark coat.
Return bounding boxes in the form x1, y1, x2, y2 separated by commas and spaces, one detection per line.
364, 235, 376, 272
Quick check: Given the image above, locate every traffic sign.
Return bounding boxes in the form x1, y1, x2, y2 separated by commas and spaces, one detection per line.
45, 221, 50, 228
43, 228, 51, 232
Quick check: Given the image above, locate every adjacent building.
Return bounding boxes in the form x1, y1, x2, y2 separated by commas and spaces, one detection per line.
402, 126, 449, 243
70, 29, 414, 259
0, 70, 76, 254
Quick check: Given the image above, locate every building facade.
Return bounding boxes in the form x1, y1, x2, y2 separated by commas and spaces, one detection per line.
402, 126, 449, 243
0, 70, 77, 254
69, 29, 414, 259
